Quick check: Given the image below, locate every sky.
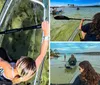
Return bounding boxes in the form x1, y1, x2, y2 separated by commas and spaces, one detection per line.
50, 0, 100, 6
50, 42, 100, 53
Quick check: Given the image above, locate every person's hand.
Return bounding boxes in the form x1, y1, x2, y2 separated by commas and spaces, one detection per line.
79, 19, 84, 30
81, 19, 84, 22
42, 21, 49, 36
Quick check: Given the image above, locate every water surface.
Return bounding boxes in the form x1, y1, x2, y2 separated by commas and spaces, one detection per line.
50, 54, 100, 84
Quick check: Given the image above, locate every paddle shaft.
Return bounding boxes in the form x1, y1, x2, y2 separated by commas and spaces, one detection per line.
0, 24, 41, 34
69, 18, 92, 21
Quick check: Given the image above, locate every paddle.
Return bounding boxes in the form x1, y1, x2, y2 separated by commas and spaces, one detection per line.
54, 15, 92, 21
0, 24, 41, 34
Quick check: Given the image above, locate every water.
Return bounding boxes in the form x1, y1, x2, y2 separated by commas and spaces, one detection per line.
0, 0, 6, 13
50, 7, 100, 41
63, 7, 100, 18
50, 54, 100, 84
0, 0, 48, 85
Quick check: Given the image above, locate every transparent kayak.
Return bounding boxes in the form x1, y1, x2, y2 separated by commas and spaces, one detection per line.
0, 0, 49, 85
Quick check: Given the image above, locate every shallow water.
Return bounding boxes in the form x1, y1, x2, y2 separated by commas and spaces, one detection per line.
63, 7, 100, 18
50, 54, 100, 84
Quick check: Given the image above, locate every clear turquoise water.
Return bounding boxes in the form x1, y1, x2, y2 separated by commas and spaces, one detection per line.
50, 54, 100, 84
